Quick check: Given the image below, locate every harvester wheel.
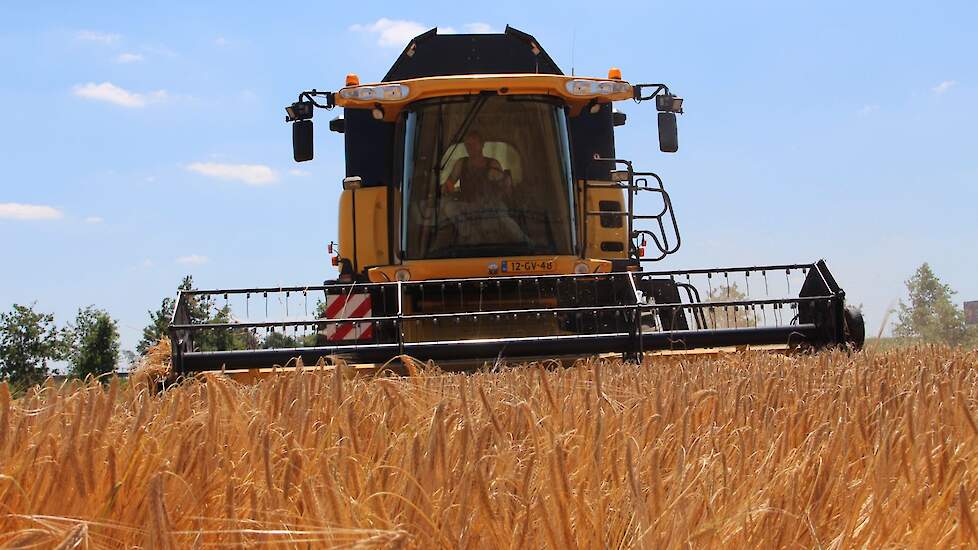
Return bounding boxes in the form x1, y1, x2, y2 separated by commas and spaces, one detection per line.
843, 306, 865, 350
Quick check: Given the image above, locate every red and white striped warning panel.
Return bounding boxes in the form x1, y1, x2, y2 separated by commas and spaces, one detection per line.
323, 293, 373, 341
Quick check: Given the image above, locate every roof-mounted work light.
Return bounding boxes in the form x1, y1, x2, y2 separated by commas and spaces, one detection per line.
565, 79, 631, 97
339, 84, 410, 102
655, 94, 684, 114
286, 100, 314, 122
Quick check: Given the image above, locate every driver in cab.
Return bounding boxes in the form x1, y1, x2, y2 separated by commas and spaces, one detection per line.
440, 132, 526, 245
442, 132, 512, 200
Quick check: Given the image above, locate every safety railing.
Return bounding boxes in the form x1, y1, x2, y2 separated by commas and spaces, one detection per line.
582, 158, 681, 261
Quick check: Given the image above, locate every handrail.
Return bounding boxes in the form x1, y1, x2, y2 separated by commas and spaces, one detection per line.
582, 158, 681, 262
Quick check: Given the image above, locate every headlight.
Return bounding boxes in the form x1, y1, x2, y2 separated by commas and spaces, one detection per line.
339, 84, 410, 102
565, 79, 631, 96
394, 269, 411, 282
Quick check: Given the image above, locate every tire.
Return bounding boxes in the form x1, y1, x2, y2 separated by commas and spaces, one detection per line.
843, 305, 865, 350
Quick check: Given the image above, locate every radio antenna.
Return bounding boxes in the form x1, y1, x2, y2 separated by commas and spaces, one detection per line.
570, 29, 576, 76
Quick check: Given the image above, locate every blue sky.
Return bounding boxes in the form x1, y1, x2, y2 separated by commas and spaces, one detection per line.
1, 1, 975, 355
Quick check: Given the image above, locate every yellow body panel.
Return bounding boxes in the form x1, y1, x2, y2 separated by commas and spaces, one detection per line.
367, 257, 611, 282
336, 182, 630, 280
338, 187, 389, 272
335, 74, 633, 121
333, 77, 636, 279
577, 180, 629, 260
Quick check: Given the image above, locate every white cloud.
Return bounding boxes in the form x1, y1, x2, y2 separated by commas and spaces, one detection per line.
932, 80, 956, 95
288, 168, 311, 177
72, 82, 168, 108
76, 30, 120, 44
463, 22, 497, 33
0, 203, 64, 221
858, 104, 879, 116
84, 216, 104, 224
115, 52, 144, 63
186, 162, 278, 186
176, 254, 208, 265
350, 18, 427, 47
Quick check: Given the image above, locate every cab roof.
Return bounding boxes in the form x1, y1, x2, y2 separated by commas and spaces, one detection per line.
382, 25, 562, 81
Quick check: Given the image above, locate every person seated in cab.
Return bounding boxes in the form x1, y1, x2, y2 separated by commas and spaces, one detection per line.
442, 132, 513, 200
439, 132, 527, 246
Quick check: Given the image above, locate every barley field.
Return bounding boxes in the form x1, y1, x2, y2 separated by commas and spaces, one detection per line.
1, 345, 978, 548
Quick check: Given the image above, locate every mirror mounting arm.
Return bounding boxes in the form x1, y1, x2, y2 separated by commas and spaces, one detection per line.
632, 83, 670, 102
633, 83, 684, 114
299, 89, 336, 110
286, 89, 336, 163
285, 90, 336, 123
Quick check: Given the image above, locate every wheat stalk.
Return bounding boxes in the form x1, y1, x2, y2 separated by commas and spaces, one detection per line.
0, 347, 977, 547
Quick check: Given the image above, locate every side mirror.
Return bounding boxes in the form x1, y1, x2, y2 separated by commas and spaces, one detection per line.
657, 112, 678, 153
293, 120, 313, 162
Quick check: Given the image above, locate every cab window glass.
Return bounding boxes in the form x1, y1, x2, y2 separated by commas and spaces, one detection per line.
401, 95, 575, 260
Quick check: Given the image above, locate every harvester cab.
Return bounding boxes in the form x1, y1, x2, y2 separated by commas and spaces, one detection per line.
168, 26, 865, 377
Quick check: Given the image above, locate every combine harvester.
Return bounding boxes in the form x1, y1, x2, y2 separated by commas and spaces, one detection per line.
169, 27, 864, 379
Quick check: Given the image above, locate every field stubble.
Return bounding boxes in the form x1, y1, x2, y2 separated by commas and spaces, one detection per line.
1, 346, 978, 548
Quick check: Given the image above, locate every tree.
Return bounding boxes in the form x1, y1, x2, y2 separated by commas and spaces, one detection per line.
0, 304, 70, 388
137, 297, 175, 354
262, 328, 320, 349
893, 263, 969, 345
137, 276, 206, 353
705, 283, 755, 329
69, 306, 120, 379
137, 275, 253, 355
263, 331, 300, 349
198, 303, 255, 352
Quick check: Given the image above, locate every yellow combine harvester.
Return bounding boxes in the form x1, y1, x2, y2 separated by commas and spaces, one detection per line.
168, 27, 864, 375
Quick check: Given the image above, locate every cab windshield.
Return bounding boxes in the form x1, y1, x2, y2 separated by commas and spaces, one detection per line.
400, 95, 576, 260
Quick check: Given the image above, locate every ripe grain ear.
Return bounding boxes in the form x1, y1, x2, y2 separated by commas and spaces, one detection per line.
961, 485, 978, 544
53, 523, 88, 550
147, 474, 173, 549
0, 383, 9, 451
957, 391, 978, 437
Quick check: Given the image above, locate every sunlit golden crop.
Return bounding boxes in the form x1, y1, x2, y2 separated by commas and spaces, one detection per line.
2, 345, 977, 548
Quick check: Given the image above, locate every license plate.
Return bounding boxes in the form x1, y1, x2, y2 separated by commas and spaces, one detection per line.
501, 259, 555, 273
